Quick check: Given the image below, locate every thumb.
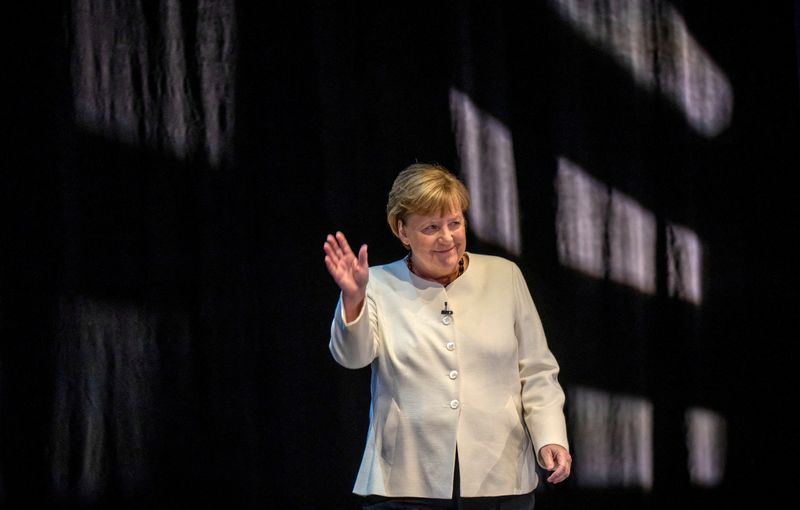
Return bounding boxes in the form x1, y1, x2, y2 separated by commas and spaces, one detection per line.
358, 244, 369, 266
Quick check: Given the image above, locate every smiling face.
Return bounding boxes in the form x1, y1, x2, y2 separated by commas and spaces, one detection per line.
397, 204, 467, 282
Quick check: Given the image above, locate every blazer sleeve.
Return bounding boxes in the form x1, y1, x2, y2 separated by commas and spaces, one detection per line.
512, 263, 570, 463
329, 285, 379, 369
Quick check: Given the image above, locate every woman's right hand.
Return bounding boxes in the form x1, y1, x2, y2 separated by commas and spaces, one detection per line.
324, 232, 368, 320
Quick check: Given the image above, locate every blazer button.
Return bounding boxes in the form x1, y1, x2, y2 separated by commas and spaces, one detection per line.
446, 342, 455, 351
449, 399, 460, 409
448, 370, 458, 380
442, 315, 452, 325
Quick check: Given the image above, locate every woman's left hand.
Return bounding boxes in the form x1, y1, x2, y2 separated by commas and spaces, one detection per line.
539, 444, 572, 484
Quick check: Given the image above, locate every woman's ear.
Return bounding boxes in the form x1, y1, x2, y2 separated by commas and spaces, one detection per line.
397, 220, 409, 245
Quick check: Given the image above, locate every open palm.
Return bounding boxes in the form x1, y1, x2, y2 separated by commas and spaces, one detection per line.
324, 231, 369, 298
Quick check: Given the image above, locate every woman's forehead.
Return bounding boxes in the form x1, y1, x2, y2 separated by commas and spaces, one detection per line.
409, 207, 463, 222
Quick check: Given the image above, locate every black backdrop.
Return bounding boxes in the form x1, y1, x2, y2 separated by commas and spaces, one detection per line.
4, 1, 799, 509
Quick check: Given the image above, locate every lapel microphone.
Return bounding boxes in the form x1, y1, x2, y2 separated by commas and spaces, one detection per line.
441, 302, 453, 325
441, 302, 453, 316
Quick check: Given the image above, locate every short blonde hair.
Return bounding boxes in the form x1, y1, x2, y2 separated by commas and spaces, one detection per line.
386, 163, 470, 240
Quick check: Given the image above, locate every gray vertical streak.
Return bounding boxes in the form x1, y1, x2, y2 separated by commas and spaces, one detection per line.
161, 0, 195, 160
666, 223, 703, 305
50, 297, 162, 501
608, 189, 656, 295
72, 0, 151, 147
569, 386, 654, 489
450, 88, 521, 255
685, 407, 726, 487
197, 0, 237, 167
555, 158, 608, 279
71, 0, 236, 166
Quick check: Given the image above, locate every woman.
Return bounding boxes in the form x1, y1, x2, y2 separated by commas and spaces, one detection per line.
324, 163, 571, 509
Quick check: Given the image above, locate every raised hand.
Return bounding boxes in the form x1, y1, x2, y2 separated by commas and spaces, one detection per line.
324, 232, 369, 320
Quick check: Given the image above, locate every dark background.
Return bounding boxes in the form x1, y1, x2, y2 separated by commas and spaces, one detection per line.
4, 1, 799, 509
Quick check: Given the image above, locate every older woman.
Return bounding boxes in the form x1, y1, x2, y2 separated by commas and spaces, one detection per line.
324, 163, 571, 509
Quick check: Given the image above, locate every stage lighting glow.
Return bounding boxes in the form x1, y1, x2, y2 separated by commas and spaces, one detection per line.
547, 0, 733, 137
449, 88, 522, 255
667, 223, 703, 305
569, 386, 654, 489
71, 0, 236, 166
686, 407, 726, 487
556, 157, 656, 294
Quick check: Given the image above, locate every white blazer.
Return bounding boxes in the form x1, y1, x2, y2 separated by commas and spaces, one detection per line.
329, 253, 568, 499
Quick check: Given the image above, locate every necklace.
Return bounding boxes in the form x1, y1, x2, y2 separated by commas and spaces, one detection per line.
406, 253, 465, 284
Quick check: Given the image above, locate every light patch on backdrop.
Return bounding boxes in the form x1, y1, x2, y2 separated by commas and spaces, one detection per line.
569, 386, 654, 489
50, 297, 159, 501
555, 157, 656, 295
547, 0, 733, 137
554, 158, 607, 279
49, 296, 188, 502
609, 189, 657, 294
71, 0, 236, 166
686, 407, 726, 487
449, 88, 522, 255
667, 223, 704, 305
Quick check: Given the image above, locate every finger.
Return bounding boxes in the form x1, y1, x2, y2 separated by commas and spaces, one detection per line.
336, 231, 355, 257
546, 463, 569, 484
323, 237, 336, 256
324, 254, 338, 275
324, 234, 339, 252
323, 240, 343, 265
328, 233, 346, 259
546, 453, 571, 484
357, 244, 368, 268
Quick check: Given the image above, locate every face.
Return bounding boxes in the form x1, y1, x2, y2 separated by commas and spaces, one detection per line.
398, 205, 467, 281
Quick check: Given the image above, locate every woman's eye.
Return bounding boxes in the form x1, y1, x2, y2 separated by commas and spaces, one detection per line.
449, 221, 461, 229
423, 225, 438, 233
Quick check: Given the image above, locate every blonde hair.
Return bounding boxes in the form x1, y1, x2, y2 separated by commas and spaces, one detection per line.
386, 163, 470, 240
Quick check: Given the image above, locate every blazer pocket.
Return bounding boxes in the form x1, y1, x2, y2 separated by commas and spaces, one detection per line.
380, 399, 401, 467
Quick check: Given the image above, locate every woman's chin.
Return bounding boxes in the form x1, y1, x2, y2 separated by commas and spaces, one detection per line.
434, 256, 459, 272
